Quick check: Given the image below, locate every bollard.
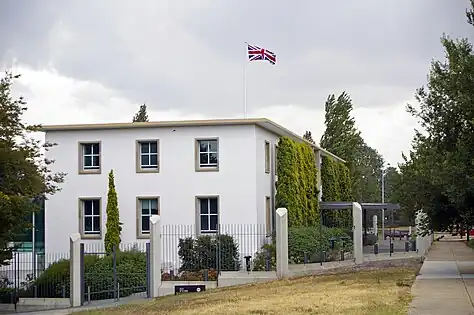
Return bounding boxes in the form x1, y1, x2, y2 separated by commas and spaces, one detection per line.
87, 286, 91, 303
62, 284, 66, 298
390, 242, 394, 256
204, 269, 208, 281
117, 282, 120, 300
405, 241, 410, 252
170, 269, 174, 280
374, 243, 379, 255
340, 250, 344, 261
304, 252, 308, 265
265, 252, 271, 271
244, 256, 252, 273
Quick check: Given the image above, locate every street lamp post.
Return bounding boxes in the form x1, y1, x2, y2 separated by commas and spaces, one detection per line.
381, 170, 385, 241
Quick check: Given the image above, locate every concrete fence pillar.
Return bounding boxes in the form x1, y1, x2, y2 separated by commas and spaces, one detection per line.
69, 233, 81, 307
275, 208, 289, 279
149, 215, 162, 298
352, 202, 363, 264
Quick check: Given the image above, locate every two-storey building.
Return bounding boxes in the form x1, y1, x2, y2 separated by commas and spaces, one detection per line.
41, 118, 343, 260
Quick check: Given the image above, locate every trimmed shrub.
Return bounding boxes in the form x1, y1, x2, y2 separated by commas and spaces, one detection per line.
32, 250, 146, 300
104, 170, 122, 254
178, 234, 240, 272
288, 226, 352, 264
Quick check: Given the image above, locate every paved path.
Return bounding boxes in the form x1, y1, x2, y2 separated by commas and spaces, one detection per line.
409, 236, 474, 315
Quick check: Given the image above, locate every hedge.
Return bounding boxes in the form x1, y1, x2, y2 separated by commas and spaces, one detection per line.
275, 137, 319, 227
177, 234, 241, 272
253, 226, 353, 269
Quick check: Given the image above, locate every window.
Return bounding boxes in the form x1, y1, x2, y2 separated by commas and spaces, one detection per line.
79, 198, 101, 238
195, 138, 219, 171
79, 142, 101, 174
197, 197, 219, 234
136, 140, 159, 173
137, 197, 160, 238
264, 141, 270, 173
265, 196, 271, 235
274, 144, 278, 175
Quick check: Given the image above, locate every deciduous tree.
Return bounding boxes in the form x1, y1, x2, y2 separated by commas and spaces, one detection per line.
0, 71, 65, 265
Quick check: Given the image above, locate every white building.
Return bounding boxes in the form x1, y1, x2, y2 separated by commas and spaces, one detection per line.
41, 118, 343, 263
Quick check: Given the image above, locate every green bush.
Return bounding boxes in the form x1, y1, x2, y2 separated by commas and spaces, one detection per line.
288, 226, 352, 264
33, 255, 99, 298
178, 234, 240, 272
252, 242, 276, 271
31, 250, 146, 300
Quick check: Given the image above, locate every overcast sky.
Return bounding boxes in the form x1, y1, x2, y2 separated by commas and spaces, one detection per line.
1, 0, 472, 165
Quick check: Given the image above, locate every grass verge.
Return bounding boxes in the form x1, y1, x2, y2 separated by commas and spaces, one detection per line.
75, 267, 417, 315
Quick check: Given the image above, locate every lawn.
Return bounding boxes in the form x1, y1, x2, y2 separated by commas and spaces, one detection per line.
75, 267, 417, 315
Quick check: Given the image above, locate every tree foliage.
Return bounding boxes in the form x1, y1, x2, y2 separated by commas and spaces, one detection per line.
303, 131, 315, 144
0, 71, 65, 265
275, 137, 319, 227
104, 170, 121, 253
320, 91, 384, 203
396, 2, 474, 231
132, 104, 149, 122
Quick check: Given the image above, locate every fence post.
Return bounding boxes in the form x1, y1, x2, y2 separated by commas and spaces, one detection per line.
275, 208, 289, 279
149, 215, 162, 298
69, 233, 81, 307
352, 202, 363, 264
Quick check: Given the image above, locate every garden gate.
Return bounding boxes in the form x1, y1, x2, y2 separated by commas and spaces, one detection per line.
80, 243, 150, 305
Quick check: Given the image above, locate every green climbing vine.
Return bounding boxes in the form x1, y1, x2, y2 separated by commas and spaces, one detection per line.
275, 137, 319, 227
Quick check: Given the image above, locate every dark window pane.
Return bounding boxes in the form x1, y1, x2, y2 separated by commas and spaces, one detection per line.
141, 155, 150, 166
208, 140, 218, 152
150, 154, 158, 166
84, 156, 92, 167
210, 215, 218, 231
92, 143, 100, 154
84, 200, 92, 215
92, 200, 100, 215
92, 156, 100, 167
140, 143, 149, 154
83, 144, 92, 155
199, 153, 208, 165
209, 198, 218, 214
151, 207, 159, 215
84, 217, 92, 232
142, 216, 150, 232
209, 153, 218, 165
93, 216, 100, 232
200, 215, 208, 231
150, 199, 158, 211
199, 141, 208, 153
150, 142, 157, 153
200, 199, 209, 214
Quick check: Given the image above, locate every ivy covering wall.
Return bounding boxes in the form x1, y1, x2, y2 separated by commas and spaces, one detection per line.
275, 137, 319, 227
320, 156, 352, 202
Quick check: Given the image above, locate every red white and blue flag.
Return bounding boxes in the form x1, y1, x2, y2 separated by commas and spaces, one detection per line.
247, 43, 276, 65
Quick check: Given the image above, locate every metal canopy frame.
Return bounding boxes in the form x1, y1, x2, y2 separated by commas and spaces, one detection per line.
320, 202, 400, 211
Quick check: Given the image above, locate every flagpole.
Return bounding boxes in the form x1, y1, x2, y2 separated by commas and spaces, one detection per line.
244, 41, 248, 118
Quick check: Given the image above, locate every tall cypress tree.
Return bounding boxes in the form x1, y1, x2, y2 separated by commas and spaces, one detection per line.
104, 170, 121, 253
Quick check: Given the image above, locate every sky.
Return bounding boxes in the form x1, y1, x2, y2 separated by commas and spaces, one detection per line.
1, 0, 472, 166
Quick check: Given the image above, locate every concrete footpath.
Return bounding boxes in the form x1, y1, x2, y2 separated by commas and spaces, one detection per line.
409, 236, 474, 315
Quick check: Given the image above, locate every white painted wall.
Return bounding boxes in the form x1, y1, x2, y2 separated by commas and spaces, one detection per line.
45, 124, 273, 261
255, 126, 279, 230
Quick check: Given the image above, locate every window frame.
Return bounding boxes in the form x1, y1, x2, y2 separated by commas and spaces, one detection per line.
136, 196, 160, 239
195, 138, 219, 172
78, 141, 102, 175
264, 141, 270, 174
78, 197, 102, 239
195, 195, 219, 235
135, 140, 160, 173
265, 196, 271, 236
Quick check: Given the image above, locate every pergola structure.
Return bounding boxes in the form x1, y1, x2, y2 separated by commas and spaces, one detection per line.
320, 202, 401, 244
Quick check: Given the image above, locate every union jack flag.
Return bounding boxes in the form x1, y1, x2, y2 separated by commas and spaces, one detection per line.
247, 43, 276, 65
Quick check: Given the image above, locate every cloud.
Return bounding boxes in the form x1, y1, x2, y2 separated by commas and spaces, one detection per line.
12, 64, 415, 165
1, 0, 472, 165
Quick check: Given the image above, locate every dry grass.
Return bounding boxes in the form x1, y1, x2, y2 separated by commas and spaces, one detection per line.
75, 268, 416, 315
